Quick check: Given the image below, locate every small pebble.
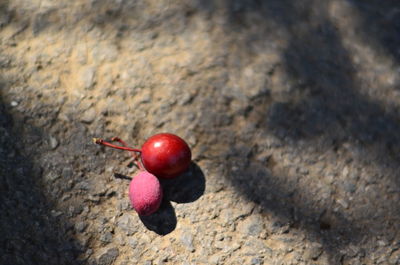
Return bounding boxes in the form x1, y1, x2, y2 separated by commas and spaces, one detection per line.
100, 232, 113, 244
181, 231, 195, 252
75, 221, 88, 233
127, 238, 138, 248
81, 108, 96, 124
49, 136, 59, 149
97, 247, 119, 265
251, 257, 263, 265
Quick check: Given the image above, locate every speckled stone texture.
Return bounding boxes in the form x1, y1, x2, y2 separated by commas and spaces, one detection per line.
1, 0, 400, 264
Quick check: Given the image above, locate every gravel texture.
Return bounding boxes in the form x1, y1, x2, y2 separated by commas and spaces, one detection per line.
1, 0, 400, 264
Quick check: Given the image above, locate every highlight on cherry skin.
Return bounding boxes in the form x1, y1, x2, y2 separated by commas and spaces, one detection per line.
93, 133, 192, 179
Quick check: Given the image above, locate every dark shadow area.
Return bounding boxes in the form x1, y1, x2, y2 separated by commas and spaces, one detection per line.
0, 95, 85, 263
227, 159, 363, 262
139, 200, 177, 235
264, 3, 400, 260
114, 172, 133, 181
195, 0, 400, 262
265, 16, 400, 264
160, 162, 206, 203
262, 1, 400, 179
347, 0, 400, 63
269, 38, 400, 165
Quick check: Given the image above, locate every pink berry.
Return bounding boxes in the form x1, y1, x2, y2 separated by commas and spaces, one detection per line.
129, 171, 163, 216
141, 133, 192, 178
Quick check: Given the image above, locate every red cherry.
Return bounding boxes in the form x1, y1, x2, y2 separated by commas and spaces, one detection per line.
93, 133, 192, 178
141, 133, 191, 178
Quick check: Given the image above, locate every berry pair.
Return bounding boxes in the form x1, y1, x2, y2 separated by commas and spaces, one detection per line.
93, 133, 192, 215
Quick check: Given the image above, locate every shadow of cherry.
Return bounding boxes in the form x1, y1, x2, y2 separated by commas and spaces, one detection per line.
139, 200, 177, 235
113, 172, 132, 181
160, 162, 206, 203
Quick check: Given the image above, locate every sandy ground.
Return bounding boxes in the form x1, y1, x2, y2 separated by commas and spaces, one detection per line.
1, 0, 400, 264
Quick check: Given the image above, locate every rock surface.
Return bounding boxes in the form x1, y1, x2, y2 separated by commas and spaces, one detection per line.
0, 0, 400, 264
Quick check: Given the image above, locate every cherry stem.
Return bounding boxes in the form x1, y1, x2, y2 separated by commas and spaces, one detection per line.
93, 138, 142, 153
93, 137, 145, 171
110, 137, 145, 171
111, 137, 137, 159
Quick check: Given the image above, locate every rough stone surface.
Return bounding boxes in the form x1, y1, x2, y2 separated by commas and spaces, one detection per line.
0, 1, 399, 264
180, 231, 195, 252
97, 247, 119, 265
81, 108, 96, 124
237, 215, 264, 237
116, 214, 138, 236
